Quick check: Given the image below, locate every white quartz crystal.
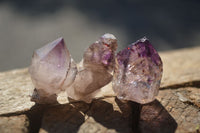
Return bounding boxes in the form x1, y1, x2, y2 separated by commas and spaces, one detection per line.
29, 38, 77, 103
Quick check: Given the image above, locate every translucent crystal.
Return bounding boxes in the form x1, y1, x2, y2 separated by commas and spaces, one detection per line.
112, 37, 163, 104
83, 33, 117, 72
29, 38, 77, 103
66, 33, 117, 103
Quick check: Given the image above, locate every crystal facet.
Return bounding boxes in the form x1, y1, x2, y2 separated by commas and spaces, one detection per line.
29, 38, 77, 103
66, 33, 117, 103
112, 37, 163, 104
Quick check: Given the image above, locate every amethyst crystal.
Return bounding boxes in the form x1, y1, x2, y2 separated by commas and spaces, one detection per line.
66, 33, 117, 103
83, 33, 117, 72
29, 34, 117, 104
29, 38, 77, 103
112, 37, 163, 104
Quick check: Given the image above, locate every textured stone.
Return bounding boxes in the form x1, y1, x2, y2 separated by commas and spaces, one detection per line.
78, 117, 112, 133
0, 115, 29, 133
0, 68, 34, 115
83, 98, 132, 133
156, 87, 200, 133
134, 86, 200, 133
39, 97, 132, 133
160, 47, 200, 87
139, 100, 177, 133
113, 38, 163, 104
39, 102, 89, 133
39, 89, 200, 133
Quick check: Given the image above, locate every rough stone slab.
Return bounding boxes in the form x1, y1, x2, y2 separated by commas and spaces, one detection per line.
39, 97, 132, 133
142, 87, 200, 133
0, 68, 35, 115
0, 115, 29, 133
160, 47, 200, 87
78, 117, 115, 133
183, 87, 200, 108
139, 100, 177, 133
39, 102, 90, 133
83, 98, 132, 133
41, 87, 200, 133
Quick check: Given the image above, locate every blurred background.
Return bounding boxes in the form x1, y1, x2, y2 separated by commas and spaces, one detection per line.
0, 0, 200, 71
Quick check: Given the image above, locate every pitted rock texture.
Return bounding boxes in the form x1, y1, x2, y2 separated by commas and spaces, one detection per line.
39, 97, 132, 133
0, 115, 29, 133
0, 68, 34, 115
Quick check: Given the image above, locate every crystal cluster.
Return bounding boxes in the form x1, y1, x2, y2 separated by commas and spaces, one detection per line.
29, 34, 117, 103
65, 34, 117, 103
29, 34, 163, 104
112, 37, 163, 104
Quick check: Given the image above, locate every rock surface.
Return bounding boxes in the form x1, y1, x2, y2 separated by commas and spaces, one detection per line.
0, 47, 200, 133
139, 86, 200, 133
39, 97, 132, 133
156, 87, 200, 133
0, 69, 34, 115
160, 47, 200, 87
0, 115, 29, 133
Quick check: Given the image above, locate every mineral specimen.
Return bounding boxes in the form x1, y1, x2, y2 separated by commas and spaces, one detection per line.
29, 38, 77, 103
66, 33, 117, 103
29, 34, 117, 104
112, 37, 163, 104
83, 33, 117, 72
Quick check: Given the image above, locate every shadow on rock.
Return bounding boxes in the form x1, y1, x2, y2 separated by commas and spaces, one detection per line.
84, 98, 133, 133
85, 98, 177, 133
38, 102, 89, 133
138, 99, 177, 133
26, 104, 50, 133
27, 98, 177, 133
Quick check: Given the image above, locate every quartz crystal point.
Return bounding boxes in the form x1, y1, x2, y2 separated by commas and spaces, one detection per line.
29, 38, 77, 103
83, 33, 117, 72
66, 33, 117, 103
112, 37, 163, 104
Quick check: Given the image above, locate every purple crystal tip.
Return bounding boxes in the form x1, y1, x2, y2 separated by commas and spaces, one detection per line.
113, 37, 163, 104
132, 37, 162, 66
29, 37, 71, 95
83, 33, 117, 71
